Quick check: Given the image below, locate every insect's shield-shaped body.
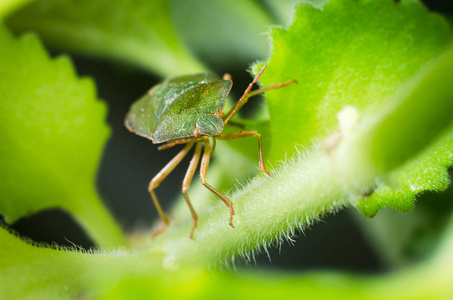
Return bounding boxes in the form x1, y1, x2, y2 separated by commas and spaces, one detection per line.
125, 74, 232, 143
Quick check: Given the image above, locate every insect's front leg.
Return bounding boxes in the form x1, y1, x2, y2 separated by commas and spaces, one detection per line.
222, 65, 297, 125
148, 142, 194, 238
158, 138, 195, 150
200, 139, 235, 227
158, 137, 208, 150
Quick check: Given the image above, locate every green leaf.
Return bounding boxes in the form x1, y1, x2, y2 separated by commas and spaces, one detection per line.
355, 50, 453, 216
5, 0, 207, 76
0, 24, 124, 247
254, 0, 453, 215
332, 28, 453, 219
258, 0, 452, 163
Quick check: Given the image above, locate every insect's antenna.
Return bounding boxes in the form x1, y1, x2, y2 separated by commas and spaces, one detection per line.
223, 65, 267, 125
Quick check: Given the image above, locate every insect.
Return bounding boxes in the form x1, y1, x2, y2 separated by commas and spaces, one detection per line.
125, 65, 297, 238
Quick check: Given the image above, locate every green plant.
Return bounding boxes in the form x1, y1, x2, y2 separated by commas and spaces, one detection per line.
1, 0, 453, 298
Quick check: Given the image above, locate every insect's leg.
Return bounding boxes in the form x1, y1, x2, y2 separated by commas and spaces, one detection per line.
211, 137, 216, 153
200, 140, 235, 227
149, 142, 195, 238
158, 137, 208, 150
218, 130, 271, 176
223, 65, 298, 125
158, 142, 178, 150
182, 142, 202, 239
223, 65, 267, 125
242, 79, 298, 101
158, 139, 193, 150
222, 73, 232, 81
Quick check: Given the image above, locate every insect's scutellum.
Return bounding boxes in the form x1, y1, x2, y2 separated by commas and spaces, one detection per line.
125, 65, 297, 239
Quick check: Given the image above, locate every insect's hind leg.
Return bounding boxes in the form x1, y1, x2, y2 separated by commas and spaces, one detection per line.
218, 130, 271, 176
148, 142, 194, 238
182, 142, 202, 239
200, 139, 235, 227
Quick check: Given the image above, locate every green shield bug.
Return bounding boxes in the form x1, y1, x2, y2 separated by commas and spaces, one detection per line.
125, 65, 297, 239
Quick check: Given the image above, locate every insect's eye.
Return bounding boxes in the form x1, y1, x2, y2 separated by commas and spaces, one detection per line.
196, 114, 224, 136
